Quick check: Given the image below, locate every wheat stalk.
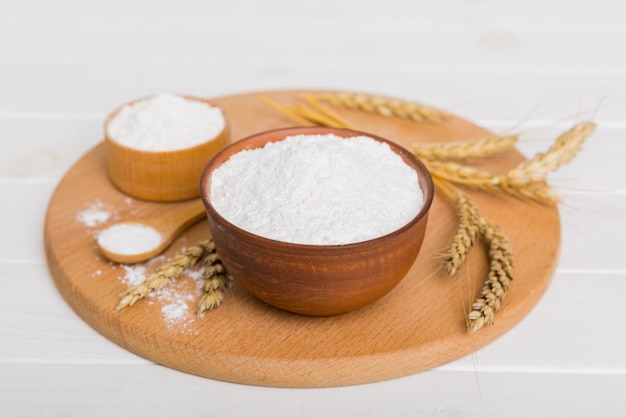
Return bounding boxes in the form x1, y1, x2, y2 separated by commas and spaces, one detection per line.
312, 92, 450, 124
421, 122, 595, 204
433, 177, 514, 332
467, 219, 514, 333
410, 135, 518, 161
299, 96, 357, 129
426, 160, 559, 204
258, 95, 354, 129
116, 240, 215, 311
257, 95, 315, 126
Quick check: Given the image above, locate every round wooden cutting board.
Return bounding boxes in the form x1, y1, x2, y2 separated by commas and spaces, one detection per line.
44, 90, 560, 387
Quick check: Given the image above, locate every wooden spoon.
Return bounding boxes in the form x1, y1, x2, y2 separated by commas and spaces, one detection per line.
97, 199, 207, 264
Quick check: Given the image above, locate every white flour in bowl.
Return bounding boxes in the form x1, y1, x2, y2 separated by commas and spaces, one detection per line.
209, 133, 424, 245
107, 92, 225, 151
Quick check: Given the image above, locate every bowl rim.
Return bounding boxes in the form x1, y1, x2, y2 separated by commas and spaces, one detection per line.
199, 126, 434, 253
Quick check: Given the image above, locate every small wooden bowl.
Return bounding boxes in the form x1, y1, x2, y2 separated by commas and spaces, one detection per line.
200, 126, 434, 316
104, 95, 230, 202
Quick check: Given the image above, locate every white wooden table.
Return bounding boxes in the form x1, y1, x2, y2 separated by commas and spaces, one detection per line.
2, 1, 625, 416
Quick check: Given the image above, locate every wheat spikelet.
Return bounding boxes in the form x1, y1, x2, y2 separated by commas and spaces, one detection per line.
506, 122, 595, 184
411, 135, 518, 161
446, 192, 481, 275
467, 219, 514, 334
314, 92, 450, 124
499, 181, 559, 203
196, 251, 228, 314
426, 161, 513, 199
426, 160, 495, 184
197, 273, 227, 314
116, 240, 214, 311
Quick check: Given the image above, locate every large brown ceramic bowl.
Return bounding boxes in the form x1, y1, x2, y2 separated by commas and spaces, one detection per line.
199, 126, 434, 316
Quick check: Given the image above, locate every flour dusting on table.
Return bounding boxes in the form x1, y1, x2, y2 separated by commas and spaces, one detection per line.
120, 265, 147, 286
149, 274, 203, 334
76, 200, 112, 227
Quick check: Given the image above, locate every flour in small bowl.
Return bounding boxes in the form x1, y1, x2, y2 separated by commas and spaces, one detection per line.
107, 92, 225, 151
209, 134, 424, 245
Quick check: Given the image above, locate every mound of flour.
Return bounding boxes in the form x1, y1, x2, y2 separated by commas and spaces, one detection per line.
107, 92, 225, 151
209, 134, 424, 245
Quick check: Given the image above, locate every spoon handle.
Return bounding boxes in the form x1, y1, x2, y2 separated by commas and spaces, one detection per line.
157, 199, 207, 247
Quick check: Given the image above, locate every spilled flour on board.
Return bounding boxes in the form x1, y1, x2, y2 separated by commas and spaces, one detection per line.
151, 282, 196, 332
76, 200, 112, 227
117, 258, 206, 334
120, 264, 148, 286
76, 198, 137, 229
77, 198, 206, 334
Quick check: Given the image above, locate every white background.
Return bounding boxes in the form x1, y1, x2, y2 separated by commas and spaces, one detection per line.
1, 0, 625, 416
